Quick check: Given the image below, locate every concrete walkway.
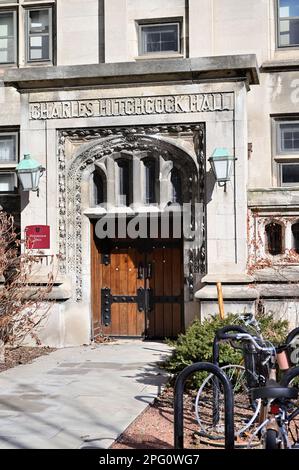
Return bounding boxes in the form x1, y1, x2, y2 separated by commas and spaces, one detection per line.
0, 340, 171, 449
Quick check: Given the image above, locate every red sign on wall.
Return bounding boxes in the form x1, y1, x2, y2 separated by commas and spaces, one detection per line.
25, 225, 50, 250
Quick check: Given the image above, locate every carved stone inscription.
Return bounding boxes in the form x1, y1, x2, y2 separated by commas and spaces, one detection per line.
30, 93, 233, 120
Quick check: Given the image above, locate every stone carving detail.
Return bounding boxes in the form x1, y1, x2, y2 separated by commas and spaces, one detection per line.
58, 124, 206, 301
31, 93, 234, 120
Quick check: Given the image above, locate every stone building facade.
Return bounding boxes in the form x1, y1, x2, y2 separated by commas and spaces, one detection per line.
0, 0, 298, 346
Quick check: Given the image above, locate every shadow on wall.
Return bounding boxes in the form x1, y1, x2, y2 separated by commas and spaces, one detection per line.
205, 169, 216, 205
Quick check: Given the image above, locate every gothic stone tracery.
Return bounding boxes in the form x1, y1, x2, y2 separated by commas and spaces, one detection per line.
57, 124, 205, 300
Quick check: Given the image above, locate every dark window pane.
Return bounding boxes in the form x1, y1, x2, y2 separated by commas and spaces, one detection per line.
147, 32, 160, 42
29, 35, 49, 60
0, 173, 15, 192
284, 139, 293, 149
161, 41, 177, 51
279, 19, 299, 46
0, 12, 15, 64
29, 9, 49, 34
117, 159, 131, 206
280, 123, 299, 151
279, 0, 299, 18
290, 18, 299, 44
0, 12, 14, 36
147, 42, 160, 53
265, 223, 283, 255
0, 135, 16, 162
281, 164, 299, 184
144, 159, 156, 204
141, 24, 179, 54
28, 9, 51, 62
163, 31, 176, 41
292, 222, 299, 253
171, 168, 182, 204
93, 172, 104, 205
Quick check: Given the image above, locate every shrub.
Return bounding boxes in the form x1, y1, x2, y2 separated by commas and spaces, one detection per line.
165, 312, 289, 388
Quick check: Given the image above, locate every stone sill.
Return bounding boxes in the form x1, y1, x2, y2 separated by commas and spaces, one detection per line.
202, 267, 299, 284
135, 53, 184, 61
0, 275, 72, 301
248, 188, 299, 208
195, 284, 258, 301
202, 273, 254, 284
3, 54, 259, 90
261, 58, 299, 72
253, 266, 299, 282
196, 283, 299, 301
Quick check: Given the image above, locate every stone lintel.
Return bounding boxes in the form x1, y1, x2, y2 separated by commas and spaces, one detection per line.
3, 54, 259, 90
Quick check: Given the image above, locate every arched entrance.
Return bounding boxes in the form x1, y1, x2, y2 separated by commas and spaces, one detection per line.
58, 124, 205, 339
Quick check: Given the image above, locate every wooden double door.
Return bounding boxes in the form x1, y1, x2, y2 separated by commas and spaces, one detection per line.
91, 235, 184, 339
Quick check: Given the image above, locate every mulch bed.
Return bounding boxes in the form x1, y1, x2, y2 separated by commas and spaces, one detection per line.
111, 387, 209, 450
0, 346, 56, 373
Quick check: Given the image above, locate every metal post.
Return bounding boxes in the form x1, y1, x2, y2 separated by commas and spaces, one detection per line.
174, 362, 235, 450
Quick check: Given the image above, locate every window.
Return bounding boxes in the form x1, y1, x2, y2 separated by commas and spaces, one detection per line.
279, 122, 299, 152
0, 2, 55, 67
0, 133, 17, 163
93, 171, 104, 206
26, 7, 52, 62
143, 159, 156, 204
292, 222, 299, 253
0, 131, 18, 193
170, 168, 182, 204
139, 22, 180, 55
278, 0, 299, 47
0, 172, 16, 192
265, 223, 283, 255
116, 159, 132, 206
280, 163, 299, 185
275, 120, 299, 186
0, 10, 16, 64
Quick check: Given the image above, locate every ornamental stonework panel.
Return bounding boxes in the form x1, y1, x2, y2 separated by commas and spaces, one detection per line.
57, 124, 206, 301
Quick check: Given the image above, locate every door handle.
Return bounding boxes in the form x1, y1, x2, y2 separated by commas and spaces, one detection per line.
145, 288, 153, 312
138, 262, 144, 280
146, 263, 153, 279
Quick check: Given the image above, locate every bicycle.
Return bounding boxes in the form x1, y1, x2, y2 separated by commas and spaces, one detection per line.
195, 314, 299, 444
248, 366, 299, 449
195, 324, 299, 447
286, 327, 299, 367
195, 322, 276, 441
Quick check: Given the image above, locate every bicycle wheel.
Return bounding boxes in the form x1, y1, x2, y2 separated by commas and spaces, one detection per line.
264, 429, 280, 449
195, 364, 261, 440
286, 328, 299, 366
287, 379, 299, 447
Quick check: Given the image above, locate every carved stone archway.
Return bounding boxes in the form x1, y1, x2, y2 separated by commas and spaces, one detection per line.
57, 124, 205, 300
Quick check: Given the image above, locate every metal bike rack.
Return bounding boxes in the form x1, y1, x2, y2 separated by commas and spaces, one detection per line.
174, 362, 235, 450
211, 325, 249, 428
213, 325, 249, 366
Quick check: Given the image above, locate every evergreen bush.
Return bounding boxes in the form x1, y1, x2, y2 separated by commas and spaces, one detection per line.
165, 312, 289, 388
